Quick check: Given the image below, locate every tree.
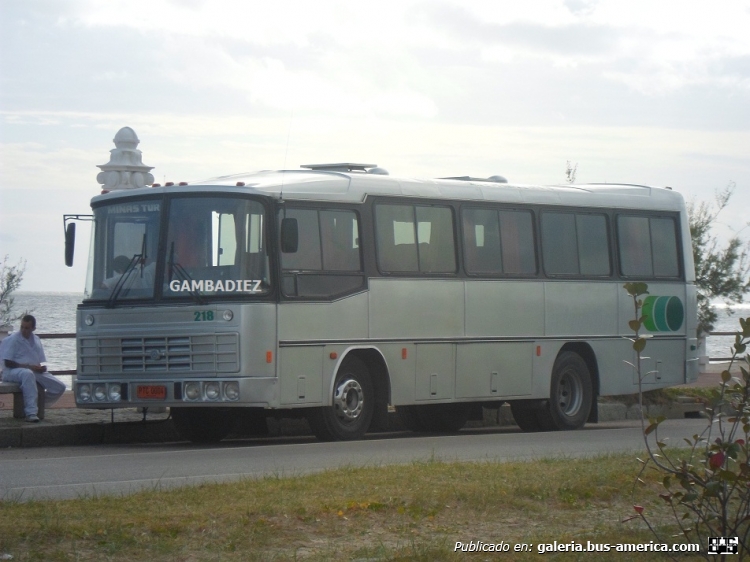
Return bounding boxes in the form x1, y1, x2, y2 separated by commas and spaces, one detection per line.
0, 255, 26, 327
689, 183, 750, 336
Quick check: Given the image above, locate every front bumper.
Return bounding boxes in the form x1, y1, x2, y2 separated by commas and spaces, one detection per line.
75, 376, 279, 409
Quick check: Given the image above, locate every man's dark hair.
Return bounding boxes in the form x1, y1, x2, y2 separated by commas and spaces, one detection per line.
22, 314, 36, 328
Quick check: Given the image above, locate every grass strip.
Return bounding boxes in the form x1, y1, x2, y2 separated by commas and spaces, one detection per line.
0, 451, 705, 561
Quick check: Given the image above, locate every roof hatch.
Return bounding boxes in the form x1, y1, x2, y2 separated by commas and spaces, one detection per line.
301, 163, 389, 175
441, 175, 508, 184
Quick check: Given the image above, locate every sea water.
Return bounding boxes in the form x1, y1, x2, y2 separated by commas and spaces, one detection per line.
7, 292, 81, 389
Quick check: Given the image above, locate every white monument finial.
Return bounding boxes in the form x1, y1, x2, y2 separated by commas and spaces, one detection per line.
96, 127, 155, 191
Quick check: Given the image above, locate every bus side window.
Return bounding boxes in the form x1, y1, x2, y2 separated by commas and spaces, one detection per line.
542, 212, 579, 275
281, 209, 322, 270
320, 210, 361, 271
376, 203, 455, 274
280, 207, 364, 298
542, 211, 609, 277
618, 215, 679, 278
498, 209, 536, 274
462, 208, 537, 276
415, 206, 456, 273
462, 208, 502, 274
376, 204, 418, 272
651, 218, 679, 277
576, 214, 610, 276
617, 215, 652, 276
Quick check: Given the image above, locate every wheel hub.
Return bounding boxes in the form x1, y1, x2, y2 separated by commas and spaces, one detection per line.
333, 378, 364, 422
557, 369, 583, 416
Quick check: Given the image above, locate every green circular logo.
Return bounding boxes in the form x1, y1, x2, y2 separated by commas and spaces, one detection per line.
642, 296, 684, 332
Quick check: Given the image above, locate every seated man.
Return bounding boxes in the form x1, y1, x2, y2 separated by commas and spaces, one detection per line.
0, 314, 66, 422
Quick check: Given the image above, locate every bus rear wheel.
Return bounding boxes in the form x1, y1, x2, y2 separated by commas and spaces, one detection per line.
307, 356, 374, 441
511, 352, 593, 432
396, 403, 470, 433
171, 407, 235, 444
537, 351, 593, 431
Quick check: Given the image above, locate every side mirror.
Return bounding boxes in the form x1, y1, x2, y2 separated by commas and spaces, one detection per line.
280, 218, 299, 253
64, 223, 76, 266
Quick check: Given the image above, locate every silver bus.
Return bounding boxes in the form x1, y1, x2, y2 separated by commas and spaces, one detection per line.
65, 163, 699, 443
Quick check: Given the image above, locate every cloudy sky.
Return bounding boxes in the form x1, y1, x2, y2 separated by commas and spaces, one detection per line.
1, 0, 749, 292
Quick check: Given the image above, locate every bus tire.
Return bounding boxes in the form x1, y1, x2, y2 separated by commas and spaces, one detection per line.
308, 356, 374, 441
396, 403, 470, 433
544, 351, 593, 430
171, 407, 234, 444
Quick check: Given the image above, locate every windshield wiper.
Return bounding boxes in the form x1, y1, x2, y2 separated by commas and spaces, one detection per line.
106, 254, 141, 308
106, 234, 147, 308
168, 242, 205, 305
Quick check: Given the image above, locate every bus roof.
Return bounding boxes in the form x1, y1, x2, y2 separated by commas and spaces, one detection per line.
93, 167, 687, 212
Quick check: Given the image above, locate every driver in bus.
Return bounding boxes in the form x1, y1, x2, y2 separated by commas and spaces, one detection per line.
102, 254, 156, 292
102, 255, 132, 290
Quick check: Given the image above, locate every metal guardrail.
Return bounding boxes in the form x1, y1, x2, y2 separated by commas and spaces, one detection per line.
38, 333, 76, 339
36, 332, 77, 376
704, 331, 741, 363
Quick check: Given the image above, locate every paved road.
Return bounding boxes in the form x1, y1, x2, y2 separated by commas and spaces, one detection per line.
0, 418, 710, 502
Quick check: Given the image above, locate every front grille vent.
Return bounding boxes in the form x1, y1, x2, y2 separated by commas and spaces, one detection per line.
79, 334, 239, 374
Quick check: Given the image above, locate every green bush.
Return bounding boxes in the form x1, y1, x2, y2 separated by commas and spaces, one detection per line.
625, 282, 750, 558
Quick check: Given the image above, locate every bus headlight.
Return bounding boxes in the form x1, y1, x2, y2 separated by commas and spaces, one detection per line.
204, 382, 220, 401
93, 384, 107, 402
224, 382, 239, 401
222, 309, 233, 321
108, 384, 122, 402
184, 382, 201, 401
78, 384, 92, 402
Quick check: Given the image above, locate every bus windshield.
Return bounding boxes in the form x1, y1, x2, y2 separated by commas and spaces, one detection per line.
84, 196, 271, 302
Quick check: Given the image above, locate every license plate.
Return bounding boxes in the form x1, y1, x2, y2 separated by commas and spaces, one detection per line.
137, 385, 167, 400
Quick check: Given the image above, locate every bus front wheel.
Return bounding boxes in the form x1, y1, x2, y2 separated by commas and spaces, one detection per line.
171, 407, 235, 443
308, 356, 374, 441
